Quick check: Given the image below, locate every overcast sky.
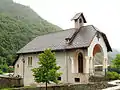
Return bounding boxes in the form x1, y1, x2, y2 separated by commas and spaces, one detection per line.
14, 0, 120, 50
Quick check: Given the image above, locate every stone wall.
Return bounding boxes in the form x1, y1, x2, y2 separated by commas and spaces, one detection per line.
0, 76, 23, 88
11, 83, 114, 90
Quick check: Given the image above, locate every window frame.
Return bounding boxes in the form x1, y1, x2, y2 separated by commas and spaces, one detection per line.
28, 56, 32, 67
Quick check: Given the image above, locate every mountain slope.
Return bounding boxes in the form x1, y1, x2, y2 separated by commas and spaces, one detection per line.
0, 0, 61, 68
0, 0, 61, 36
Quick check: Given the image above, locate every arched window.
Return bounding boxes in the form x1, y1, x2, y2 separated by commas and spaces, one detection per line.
79, 18, 82, 23
78, 53, 83, 73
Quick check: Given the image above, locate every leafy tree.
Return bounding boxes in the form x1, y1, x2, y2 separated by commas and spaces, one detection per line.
0, 70, 3, 74
112, 54, 120, 69
32, 49, 62, 90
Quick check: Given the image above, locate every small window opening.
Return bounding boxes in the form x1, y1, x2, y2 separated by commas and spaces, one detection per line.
28, 57, 32, 66
17, 64, 19, 68
58, 77, 61, 81
79, 18, 82, 23
75, 78, 80, 82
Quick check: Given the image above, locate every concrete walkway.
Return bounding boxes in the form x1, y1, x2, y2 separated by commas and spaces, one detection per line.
102, 80, 120, 90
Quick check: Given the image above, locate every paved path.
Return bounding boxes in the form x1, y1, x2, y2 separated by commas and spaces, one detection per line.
103, 80, 120, 90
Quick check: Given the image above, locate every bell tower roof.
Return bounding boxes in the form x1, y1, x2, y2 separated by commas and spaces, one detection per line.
71, 12, 87, 23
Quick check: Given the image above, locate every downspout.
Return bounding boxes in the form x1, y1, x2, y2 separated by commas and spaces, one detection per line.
22, 59, 25, 78
22, 55, 25, 86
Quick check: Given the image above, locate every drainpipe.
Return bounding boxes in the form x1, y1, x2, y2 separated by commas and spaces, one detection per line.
22, 57, 25, 85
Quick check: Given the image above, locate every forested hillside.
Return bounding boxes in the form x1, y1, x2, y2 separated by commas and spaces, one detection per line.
0, 0, 61, 73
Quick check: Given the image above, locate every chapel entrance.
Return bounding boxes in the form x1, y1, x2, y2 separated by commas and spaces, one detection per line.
78, 53, 83, 73
93, 44, 104, 76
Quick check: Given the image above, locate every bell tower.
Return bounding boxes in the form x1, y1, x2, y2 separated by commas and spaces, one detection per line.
71, 13, 87, 29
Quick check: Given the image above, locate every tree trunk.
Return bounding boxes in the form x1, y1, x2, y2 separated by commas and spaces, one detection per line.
46, 81, 47, 90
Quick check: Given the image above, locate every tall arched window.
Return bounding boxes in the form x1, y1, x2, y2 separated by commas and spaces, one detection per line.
78, 53, 83, 73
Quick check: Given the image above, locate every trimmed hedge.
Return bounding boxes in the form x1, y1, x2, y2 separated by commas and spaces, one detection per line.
106, 71, 120, 80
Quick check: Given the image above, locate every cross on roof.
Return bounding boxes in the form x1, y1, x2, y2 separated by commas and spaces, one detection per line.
96, 32, 100, 41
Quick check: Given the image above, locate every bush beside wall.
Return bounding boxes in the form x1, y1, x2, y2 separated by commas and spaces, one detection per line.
106, 71, 120, 80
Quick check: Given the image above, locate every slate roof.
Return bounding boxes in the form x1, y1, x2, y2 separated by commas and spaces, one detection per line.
17, 25, 112, 54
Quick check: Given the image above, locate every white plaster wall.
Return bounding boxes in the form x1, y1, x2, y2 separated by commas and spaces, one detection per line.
55, 51, 67, 83
67, 49, 87, 74
14, 52, 67, 86
88, 34, 108, 74
88, 34, 108, 58
72, 73, 89, 84
66, 49, 89, 83
23, 54, 39, 86
14, 56, 23, 77
14, 54, 39, 85
14, 49, 89, 86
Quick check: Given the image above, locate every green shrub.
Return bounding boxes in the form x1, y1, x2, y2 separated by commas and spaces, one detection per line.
106, 71, 120, 80
0, 69, 3, 74
0, 64, 9, 73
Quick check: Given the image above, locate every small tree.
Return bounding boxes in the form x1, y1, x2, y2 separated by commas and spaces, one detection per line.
32, 49, 62, 90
